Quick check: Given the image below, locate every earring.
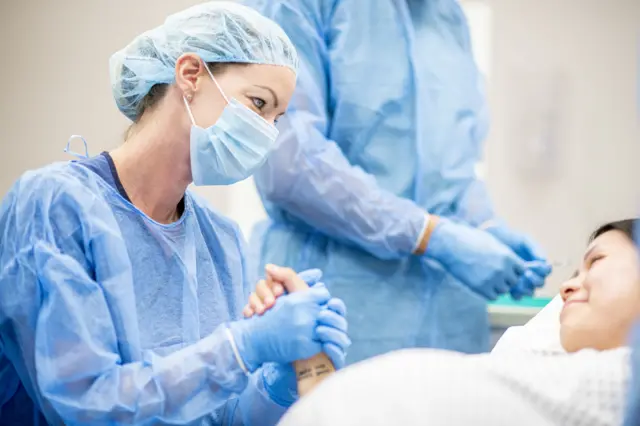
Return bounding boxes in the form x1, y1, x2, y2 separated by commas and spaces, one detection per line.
185, 93, 193, 102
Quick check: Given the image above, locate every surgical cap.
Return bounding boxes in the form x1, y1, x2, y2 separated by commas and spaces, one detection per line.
110, 1, 299, 120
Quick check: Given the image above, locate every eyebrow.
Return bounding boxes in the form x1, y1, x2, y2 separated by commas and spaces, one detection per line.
255, 85, 279, 108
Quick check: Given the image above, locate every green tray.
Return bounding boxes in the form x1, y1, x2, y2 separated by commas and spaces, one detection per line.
488, 295, 554, 328
489, 294, 553, 308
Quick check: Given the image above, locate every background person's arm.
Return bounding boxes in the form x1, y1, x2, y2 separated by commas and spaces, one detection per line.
245, 0, 429, 260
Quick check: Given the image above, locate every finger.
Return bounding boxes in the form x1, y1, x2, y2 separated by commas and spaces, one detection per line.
298, 268, 323, 285
249, 293, 265, 315
326, 298, 347, 317
322, 342, 347, 370
265, 264, 308, 293
505, 266, 521, 288
271, 283, 285, 297
317, 309, 348, 332
512, 278, 534, 299
316, 325, 351, 350
511, 255, 527, 276
523, 269, 546, 289
243, 304, 255, 318
311, 282, 327, 290
510, 286, 524, 300
306, 286, 331, 304
483, 289, 498, 301
494, 280, 510, 295
525, 260, 552, 278
255, 280, 276, 308
510, 287, 524, 300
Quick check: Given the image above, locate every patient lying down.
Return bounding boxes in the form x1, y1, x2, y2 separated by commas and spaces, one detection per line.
277, 219, 640, 426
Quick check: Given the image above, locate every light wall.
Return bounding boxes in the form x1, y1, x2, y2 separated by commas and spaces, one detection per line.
484, 0, 639, 294
0, 0, 638, 295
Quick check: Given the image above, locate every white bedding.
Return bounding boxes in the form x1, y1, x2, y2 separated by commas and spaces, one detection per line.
492, 295, 566, 355
279, 295, 631, 426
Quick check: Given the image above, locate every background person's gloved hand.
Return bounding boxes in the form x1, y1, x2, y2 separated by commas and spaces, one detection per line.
509, 261, 553, 300
482, 222, 553, 300
424, 217, 527, 300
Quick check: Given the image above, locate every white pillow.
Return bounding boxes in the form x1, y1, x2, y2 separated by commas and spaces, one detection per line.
492, 295, 566, 355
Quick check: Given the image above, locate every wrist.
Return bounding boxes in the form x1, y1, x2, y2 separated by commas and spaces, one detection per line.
227, 321, 261, 373
413, 214, 440, 255
262, 363, 298, 407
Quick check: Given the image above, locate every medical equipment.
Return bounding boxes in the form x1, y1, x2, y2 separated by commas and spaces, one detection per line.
63, 134, 89, 159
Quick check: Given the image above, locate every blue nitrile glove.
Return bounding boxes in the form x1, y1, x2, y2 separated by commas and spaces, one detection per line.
229, 286, 331, 372
484, 222, 550, 264
425, 217, 527, 300
483, 222, 552, 300
263, 296, 350, 406
510, 261, 553, 300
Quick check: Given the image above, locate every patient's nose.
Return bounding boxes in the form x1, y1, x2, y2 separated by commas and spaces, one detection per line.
560, 277, 582, 302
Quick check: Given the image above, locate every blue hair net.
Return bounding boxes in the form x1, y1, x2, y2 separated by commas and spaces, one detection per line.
110, 1, 299, 120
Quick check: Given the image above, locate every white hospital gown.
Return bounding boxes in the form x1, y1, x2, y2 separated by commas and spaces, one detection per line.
278, 347, 630, 426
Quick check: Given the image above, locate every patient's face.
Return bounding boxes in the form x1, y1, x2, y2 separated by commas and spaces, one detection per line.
559, 230, 640, 352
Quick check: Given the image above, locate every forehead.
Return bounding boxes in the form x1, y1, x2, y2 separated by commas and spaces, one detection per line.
231, 64, 296, 92
587, 229, 634, 253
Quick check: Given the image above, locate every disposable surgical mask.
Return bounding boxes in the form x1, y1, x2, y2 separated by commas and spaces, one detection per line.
184, 64, 279, 186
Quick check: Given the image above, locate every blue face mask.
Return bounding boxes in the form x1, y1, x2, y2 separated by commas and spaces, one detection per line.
185, 65, 279, 186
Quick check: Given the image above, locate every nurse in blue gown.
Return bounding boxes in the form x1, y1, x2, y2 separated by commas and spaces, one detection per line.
0, 2, 349, 425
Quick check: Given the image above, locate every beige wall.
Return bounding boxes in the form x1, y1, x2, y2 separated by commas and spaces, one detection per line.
485, 0, 639, 294
0, 0, 231, 207
0, 0, 638, 295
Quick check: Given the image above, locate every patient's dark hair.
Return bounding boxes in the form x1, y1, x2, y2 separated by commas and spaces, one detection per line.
589, 219, 638, 243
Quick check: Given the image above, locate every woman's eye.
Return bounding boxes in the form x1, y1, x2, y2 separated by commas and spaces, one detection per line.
251, 97, 266, 110
589, 255, 605, 267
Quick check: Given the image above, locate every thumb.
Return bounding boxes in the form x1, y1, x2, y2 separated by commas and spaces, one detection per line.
298, 268, 323, 286
306, 286, 331, 304
265, 264, 309, 293
525, 260, 552, 278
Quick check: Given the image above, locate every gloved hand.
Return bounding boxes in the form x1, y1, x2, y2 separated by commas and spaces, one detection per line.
262, 297, 350, 406
483, 222, 549, 263
229, 286, 331, 372
425, 217, 526, 300
483, 222, 552, 300
510, 261, 552, 300
243, 269, 323, 317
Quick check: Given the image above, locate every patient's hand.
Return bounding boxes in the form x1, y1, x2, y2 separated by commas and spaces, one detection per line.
243, 266, 323, 318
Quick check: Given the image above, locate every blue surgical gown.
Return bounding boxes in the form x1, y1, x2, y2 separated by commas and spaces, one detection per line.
0, 159, 289, 425
243, 0, 493, 363
624, 323, 640, 426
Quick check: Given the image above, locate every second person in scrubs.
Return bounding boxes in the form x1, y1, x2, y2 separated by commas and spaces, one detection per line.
243, 0, 552, 362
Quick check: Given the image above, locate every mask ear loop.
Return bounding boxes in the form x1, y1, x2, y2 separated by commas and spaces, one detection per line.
183, 96, 197, 125
183, 61, 231, 126
64, 135, 90, 159
202, 61, 230, 104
